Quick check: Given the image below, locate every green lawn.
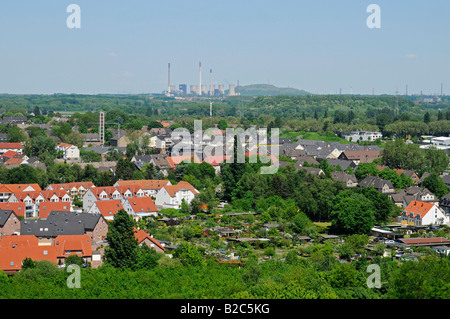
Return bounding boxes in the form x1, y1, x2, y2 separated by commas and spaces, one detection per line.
280, 131, 354, 144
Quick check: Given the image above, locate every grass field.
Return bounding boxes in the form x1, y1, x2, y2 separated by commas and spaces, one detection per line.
280, 130, 354, 144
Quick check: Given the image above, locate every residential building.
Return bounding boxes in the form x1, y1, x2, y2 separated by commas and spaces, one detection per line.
0, 240, 57, 274
0, 183, 41, 202
398, 201, 449, 226
109, 129, 130, 148
331, 171, 358, 188
344, 131, 382, 142
38, 201, 72, 219
358, 176, 395, 194
134, 228, 165, 253
20, 218, 85, 246
0, 210, 20, 237
46, 211, 108, 244
324, 159, 358, 172
114, 180, 171, 197
393, 169, 420, 185
0, 234, 95, 273
0, 143, 23, 155
0, 202, 26, 218
82, 186, 122, 212
123, 197, 158, 220
302, 167, 325, 177
46, 182, 95, 200
88, 199, 124, 221
56, 143, 80, 161
391, 186, 438, 208
338, 149, 382, 164
154, 181, 199, 209
53, 234, 93, 266
115, 185, 146, 199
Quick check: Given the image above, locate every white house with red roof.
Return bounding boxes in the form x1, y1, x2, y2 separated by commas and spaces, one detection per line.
123, 197, 158, 220
46, 182, 95, 200
82, 186, 122, 212
88, 199, 124, 221
0, 143, 22, 155
113, 180, 171, 197
399, 200, 450, 226
0, 183, 41, 202
154, 181, 199, 209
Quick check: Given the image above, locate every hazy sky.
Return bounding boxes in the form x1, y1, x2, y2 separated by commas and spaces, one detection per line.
0, 0, 449, 95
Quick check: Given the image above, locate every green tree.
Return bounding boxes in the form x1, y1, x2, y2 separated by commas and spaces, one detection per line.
355, 163, 379, 181
387, 256, 450, 299
136, 245, 162, 269
217, 119, 227, 130
330, 192, 376, 235
29, 135, 57, 158
173, 243, 206, 267
115, 158, 135, 180
422, 173, 449, 198
103, 209, 139, 269
291, 212, 313, 235
6, 126, 26, 142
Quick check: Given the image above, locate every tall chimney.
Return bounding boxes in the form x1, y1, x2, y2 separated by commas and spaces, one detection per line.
210, 69, 213, 96
199, 62, 202, 96
168, 63, 171, 95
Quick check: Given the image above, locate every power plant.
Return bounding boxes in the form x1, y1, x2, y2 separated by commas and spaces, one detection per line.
164, 62, 237, 97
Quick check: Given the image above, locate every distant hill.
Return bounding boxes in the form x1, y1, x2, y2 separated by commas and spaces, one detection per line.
227, 84, 311, 96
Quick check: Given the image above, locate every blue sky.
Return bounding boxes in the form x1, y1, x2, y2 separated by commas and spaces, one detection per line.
0, 0, 449, 95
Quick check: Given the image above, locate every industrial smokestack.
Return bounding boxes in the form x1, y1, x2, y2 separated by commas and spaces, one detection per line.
168, 63, 171, 95
210, 69, 213, 96
199, 62, 202, 96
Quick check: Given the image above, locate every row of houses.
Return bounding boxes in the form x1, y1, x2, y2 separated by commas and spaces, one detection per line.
0, 208, 165, 273
0, 179, 199, 221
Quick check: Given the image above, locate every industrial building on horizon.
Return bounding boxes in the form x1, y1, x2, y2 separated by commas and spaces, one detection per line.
164, 62, 239, 97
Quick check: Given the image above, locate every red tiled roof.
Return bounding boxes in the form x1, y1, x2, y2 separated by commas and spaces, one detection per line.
0, 202, 26, 217
126, 197, 157, 214
0, 150, 18, 158
163, 181, 198, 197
90, 186, 119, 199
0, 184, 41, 193
94, 199, 124, 217
40, 189, 70, 200
400, 237, 449, 245
167, 155, 201, 168
0, 245, 57, 272
115, 180, 170, 190
0, 143, 22, 149
115, 185, 144, 196
46, 182, 95, 191
54, 235, 93, 258
403, 200, 434, 219
0, 235, 39, 248
133, 228, 165, 252
5, 157, 24, 165
39, 201, 71, 218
